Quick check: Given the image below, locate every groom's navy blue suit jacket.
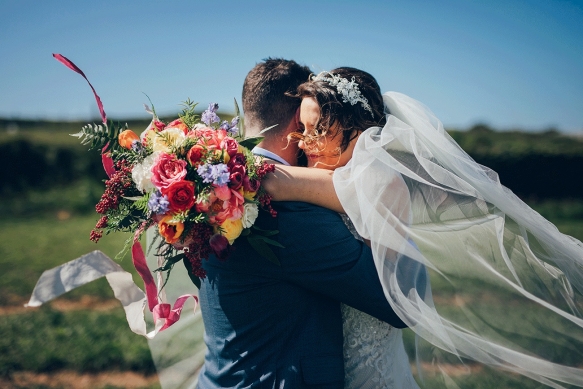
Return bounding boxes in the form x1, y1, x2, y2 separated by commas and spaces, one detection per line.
198, 202, 405, 389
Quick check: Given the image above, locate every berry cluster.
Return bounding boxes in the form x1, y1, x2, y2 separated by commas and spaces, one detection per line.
91, 160, 133, 242
256, 162, 277, 217
183, 224, 214, 279
255, 161, 276, 180
95, 160, 133, 214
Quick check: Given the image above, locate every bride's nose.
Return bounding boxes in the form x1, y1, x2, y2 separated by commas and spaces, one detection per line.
298, 138, 306, 150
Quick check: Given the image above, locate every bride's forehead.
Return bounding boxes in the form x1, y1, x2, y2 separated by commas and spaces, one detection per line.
300, 97, 320, 125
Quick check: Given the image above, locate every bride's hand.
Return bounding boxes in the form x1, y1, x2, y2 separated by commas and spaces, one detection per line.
262, 165, 345, 213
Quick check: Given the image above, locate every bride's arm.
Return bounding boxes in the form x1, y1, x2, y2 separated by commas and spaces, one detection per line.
262, 165, 345, 213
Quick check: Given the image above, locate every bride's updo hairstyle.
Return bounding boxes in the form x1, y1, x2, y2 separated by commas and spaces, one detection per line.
295, 67, 386, 152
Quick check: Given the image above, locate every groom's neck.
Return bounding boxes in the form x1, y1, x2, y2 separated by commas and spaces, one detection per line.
256, 136, 298, 166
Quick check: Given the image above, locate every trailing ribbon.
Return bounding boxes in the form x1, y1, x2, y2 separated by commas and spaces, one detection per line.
53, 54, 107, 125
25, 54, 198, 337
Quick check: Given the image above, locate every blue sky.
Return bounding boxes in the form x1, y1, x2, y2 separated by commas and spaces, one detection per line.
1, 0, 582, 132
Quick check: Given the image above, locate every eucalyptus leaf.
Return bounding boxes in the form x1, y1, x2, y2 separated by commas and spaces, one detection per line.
234, 98, 240, 117
183, 257, 201, 289
154, 253, 185, 272
247, 236, 281, 265
254, 235, 285, 248
259, 124, 278, 135
240, 136, 264, 150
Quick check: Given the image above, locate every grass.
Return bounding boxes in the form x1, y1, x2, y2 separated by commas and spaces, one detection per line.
0, 214, 137, 305
1, 193, 583, 387
0, 307, 155, 377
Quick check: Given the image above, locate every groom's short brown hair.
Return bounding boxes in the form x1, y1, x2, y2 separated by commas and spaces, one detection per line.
242, 58, 311, 137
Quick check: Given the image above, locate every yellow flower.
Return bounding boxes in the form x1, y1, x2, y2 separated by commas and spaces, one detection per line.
151, 128, 186, 153
243, 190, 257, 200
158, 215, 184, 244
219, 218, 244, 244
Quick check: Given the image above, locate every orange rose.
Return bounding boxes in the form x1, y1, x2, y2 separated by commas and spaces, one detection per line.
118, 129, 140, 149
158, 215, 184, 244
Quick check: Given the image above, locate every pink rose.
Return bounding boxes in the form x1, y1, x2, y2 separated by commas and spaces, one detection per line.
213, 184, 231, 201
190, 127, 222, 149
151, 152, 187, 190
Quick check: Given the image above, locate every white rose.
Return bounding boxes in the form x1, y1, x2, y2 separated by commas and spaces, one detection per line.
132, 152, 159, 193
241, 202, 259, 228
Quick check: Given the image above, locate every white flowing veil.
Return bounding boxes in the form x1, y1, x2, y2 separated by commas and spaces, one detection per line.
333, 91, 583, 388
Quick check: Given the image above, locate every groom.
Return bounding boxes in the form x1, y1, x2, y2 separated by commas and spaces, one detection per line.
197, 58, 405, 389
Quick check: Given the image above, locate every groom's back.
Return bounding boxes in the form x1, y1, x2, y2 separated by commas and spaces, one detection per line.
198, 203, 353, 388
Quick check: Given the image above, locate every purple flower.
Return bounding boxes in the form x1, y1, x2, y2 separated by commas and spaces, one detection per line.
131, 140, 145, 153
219, 116, 240, 135
197, 163, 231, 186
148, 191, 170, 214
201, 103, 220, 125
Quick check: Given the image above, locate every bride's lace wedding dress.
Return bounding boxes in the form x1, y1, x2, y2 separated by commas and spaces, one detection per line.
341, 215, 420, 389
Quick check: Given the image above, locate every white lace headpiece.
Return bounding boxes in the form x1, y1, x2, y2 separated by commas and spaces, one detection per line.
311, 71, 373, 116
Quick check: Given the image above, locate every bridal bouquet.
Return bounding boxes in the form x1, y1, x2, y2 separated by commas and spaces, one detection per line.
73, 100, 277, 287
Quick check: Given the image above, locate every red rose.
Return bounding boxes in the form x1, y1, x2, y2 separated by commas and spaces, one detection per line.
229, 171, 244, 190
243, 176, 260, 193
162, 180, 196, 212
153, 120, 166, 130
228, 153, 246, 168
230, 163, 246, 176
221, 137, 239, 157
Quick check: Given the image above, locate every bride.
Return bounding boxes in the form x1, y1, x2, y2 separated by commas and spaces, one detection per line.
273, 67, 420, 389
262, 67, 583, 388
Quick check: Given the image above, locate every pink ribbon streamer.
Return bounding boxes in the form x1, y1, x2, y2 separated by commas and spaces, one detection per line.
53, 53, 197, 333
53, 54, 107, 125
101, 152, 116, 178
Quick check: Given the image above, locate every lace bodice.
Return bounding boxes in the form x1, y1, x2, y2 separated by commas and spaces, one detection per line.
340, 214, 419, 389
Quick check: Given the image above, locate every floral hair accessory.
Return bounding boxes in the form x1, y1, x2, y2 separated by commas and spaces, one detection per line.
312, 71, 373, 116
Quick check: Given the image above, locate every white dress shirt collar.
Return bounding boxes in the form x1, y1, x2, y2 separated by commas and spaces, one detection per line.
251, 146, 291, 166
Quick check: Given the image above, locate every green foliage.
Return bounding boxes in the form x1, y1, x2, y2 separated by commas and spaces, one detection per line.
70, 120, 129, 153
178, 99, 199, 129
447, 124, 583, 157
